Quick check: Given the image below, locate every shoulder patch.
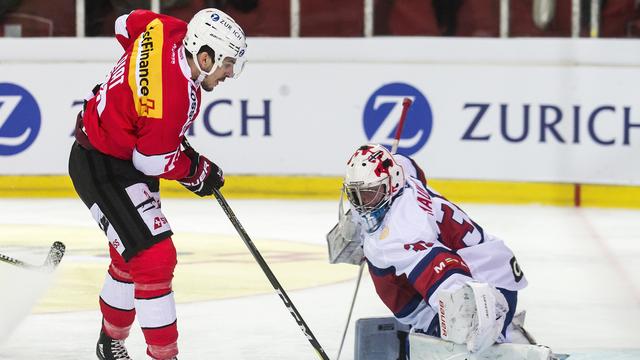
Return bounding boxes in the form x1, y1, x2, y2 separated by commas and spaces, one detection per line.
128, 18, 164, 118
510, 256, 524, 282
379, 226, 390, 240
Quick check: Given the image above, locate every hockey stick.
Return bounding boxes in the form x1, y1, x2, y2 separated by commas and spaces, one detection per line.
0, 241, 66, 271
335, 97, 413, 360
212, 188, 331, 360
335, 261, 364, 360
391, 98, 413, 154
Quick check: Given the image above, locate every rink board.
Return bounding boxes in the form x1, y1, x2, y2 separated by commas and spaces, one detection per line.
0, 175, 638, 209
0, 38, 639, 186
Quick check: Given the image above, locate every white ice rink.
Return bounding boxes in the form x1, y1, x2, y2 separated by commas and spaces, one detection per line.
0, 198, 639, 359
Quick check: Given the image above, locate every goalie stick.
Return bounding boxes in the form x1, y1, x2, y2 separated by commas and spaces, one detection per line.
335, 97, 413, 360
0, 241, 66, 271
212, 188, 331, 360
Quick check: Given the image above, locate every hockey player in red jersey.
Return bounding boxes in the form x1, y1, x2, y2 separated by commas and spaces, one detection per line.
68, 8, 247, 360
340, 144, 531, 355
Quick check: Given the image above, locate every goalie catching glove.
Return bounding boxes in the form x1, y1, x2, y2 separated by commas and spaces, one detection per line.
178, 138, 224, 196
436, 281, 509, 354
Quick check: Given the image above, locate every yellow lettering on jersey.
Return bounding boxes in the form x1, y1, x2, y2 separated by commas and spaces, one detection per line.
128, 18, 164, 118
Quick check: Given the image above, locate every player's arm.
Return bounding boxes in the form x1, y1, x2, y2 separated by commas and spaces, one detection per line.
404, 244, 473, 306
393, 154, 427, 186
131, 119, 224, 196
177, 137, 224, 197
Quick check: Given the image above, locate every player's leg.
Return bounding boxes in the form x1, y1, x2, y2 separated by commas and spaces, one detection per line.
128, 237, 178, 360
96, 245, 136, 360
69, 143, 178, 359
100, 245, 136, 339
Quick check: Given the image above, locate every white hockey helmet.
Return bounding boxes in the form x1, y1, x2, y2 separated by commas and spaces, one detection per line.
184, 8, 247, 80
344, 144, 405, 231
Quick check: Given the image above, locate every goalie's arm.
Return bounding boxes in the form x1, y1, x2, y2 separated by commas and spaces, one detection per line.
405, 246, 473, 305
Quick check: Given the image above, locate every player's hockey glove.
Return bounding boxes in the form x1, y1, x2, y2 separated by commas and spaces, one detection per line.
178, 139, 224, 197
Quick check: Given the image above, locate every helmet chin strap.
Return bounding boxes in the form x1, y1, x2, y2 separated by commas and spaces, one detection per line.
193, 54, 216, 87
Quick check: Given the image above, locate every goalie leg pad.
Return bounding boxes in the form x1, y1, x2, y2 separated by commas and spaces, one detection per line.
409, 332, 553, 360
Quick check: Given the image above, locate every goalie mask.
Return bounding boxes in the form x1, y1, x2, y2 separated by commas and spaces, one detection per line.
344, 144, 405, 232
184, 8, 248, 83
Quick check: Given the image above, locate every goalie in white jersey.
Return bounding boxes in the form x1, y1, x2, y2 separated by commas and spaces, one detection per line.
341, 143, 530, 354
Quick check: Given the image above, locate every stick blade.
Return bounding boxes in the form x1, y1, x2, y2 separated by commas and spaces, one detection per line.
44, 241, 66, 268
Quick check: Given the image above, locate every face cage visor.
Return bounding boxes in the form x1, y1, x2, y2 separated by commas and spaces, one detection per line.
344, 179, 390, 216
344, 180, 391, 233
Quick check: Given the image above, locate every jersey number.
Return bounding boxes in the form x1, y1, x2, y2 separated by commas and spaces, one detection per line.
437, 203, 475, 250
164, 152, 178, 173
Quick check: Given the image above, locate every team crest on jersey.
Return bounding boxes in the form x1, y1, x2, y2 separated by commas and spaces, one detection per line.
129, 18, 164, 118
403, 240, 434, 252
379, 226, 390, 240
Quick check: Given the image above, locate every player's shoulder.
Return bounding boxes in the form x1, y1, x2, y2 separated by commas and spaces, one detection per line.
120, 10, 187, 51
368, 193, 435, 245
364, 214, 438, 275
395, 179, 437, 219
128, 10, 187, 30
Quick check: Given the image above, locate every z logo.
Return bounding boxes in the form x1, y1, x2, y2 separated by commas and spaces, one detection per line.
363, 82, 433, 155
0, 83, 41, 155
0, 95, 28, 146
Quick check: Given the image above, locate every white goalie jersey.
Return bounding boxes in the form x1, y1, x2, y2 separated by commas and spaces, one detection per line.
357, 155, 528, 332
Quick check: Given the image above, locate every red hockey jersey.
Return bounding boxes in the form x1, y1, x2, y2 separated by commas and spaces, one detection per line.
82, 10, 200, 180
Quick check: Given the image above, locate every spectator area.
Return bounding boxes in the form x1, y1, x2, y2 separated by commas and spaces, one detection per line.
0, 0, 638, 38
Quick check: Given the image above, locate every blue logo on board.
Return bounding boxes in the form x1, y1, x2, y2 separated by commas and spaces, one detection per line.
211, 13, 220, 21
363, 82, 432, 156
0, 83, 41, 156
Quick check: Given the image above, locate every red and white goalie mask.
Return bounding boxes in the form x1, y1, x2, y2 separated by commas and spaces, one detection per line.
344, 144, 405, 231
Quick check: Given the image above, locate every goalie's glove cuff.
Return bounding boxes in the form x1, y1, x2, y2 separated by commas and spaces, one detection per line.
466, 282, 509, 354
436, 282, 509, 354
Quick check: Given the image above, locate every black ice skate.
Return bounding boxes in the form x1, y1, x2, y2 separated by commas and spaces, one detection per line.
96, 330, 132, 360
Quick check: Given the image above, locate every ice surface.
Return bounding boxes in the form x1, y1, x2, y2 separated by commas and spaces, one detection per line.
0, 199, 638, 359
